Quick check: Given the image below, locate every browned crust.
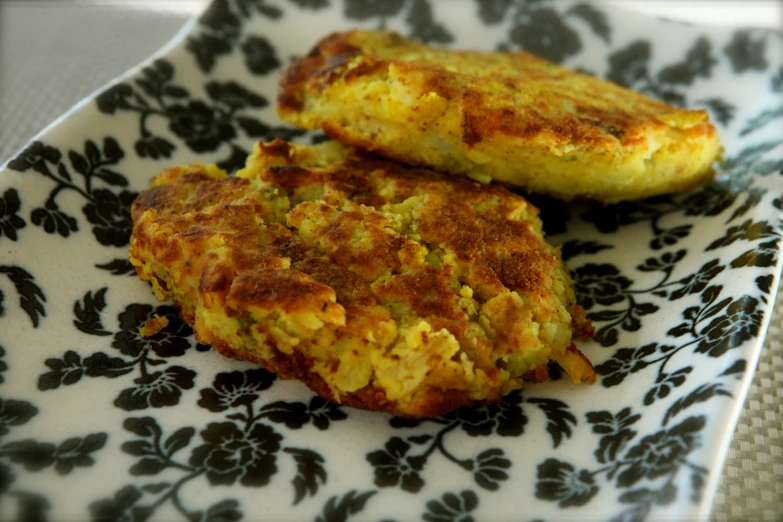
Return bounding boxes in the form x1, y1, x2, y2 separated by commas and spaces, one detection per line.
278, 32, 364, 112
205, 325, 565, 418
130, 144, 594, 418
277, 30, 707, 151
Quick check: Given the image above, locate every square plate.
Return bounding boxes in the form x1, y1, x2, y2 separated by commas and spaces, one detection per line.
0, 1, 781, 520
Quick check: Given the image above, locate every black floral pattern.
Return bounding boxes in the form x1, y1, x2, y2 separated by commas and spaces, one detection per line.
0, 265, 46, 327
537, 407, 710, 518
366, 437, 426, 493
695, 296, 763, 357
580, 141, 783, 251
571, 262, 659, 347
0, 345, 7, 385
724, 29, 769, 73
366, 392, 575, 494
618, 416, 704, 486
167, 100, 237, 151
491, 1, 610, 63
0, 353, 107, 518
7, 138, 136, 246
423, 490, 479, 522
190, 422, 282, 486
198, 368, 277, 411
87, 368, 342, 520
113, 304, 193, 358
314, 490, 376, 522
114, 366, 197, 410
572, 264, 632, 310
592, 277, 766, 410
606, 37, 725, 112
536, 459, 599, 507
1, 1, 781, 521
343, 0, 453, 43
187, 0, 282, 74
39, 290, 197, 411
82, 189, 137, 248
595, 344, 657, 387
95, 60, 304, 171
0, 188, 26, 242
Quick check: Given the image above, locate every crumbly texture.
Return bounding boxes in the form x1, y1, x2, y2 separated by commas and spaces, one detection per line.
139, 315, 169, 338
129, 140, 594, 418
277, 30, 721, 203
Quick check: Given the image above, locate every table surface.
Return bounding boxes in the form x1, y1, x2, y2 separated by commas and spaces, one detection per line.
0, 2, 781, 521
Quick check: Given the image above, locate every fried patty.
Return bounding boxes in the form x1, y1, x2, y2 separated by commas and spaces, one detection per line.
129, 140, 594, 418
278, 30, 721, 203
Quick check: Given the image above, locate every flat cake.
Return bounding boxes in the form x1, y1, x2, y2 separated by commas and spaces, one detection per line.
277, 30, 721, 203
129, 140, 594, 418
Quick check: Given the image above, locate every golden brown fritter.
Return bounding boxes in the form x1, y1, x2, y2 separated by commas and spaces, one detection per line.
277, 30, 721, 203
130, 140, 594, 418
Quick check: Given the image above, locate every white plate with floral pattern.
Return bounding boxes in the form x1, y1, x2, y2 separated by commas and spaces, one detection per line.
0, 1, 781, 521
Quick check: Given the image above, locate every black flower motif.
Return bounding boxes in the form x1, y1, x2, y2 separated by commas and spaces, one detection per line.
187, 0, 281, 73
680, 184, 736, 217
166, 101, 236, 152
240, 36, 281, 75
344, 0, 406, 19
136, 59, 175, 92
572, 264, 632, 310
670, 259, 725, 300
307, 396, 350, 429
134, 135, 175, 160
643, 366, 693, 406
657, 37, 715, 85
205, 81, 268, 109
95, 83, 134, 114
636, 249, 686, 273
595, 344, 656, 387
31, 200, 78, 237
618, 416, 705, 486
707, 218, 777, 251
406, 0, 453, 44
114, 366, 196, 410
452, 390, 526, 437
0, 397, 38, 437
0, 462, 13, 496
586, 407, 641, 464
7, 141, 61, 174
88, 485, 144, 522
51, 433, 108, 474
3, 439, 57, 471
476, 0, 514, 24
473, 449, 511, 491
535, 459, 599, 507
366, 437, 425, 493
199, 0, 240, 34
731, 240, 779, 269
38, 350, 85, 390
198, 369, 277, 412
112, 304, 192, 358
0, 188, 26, 242
696, 297, 762, 357
724, 30, 768, 73
0, 345, 6, 384
259, 395, 349, 430
423, 490, 478, 522
289, 0, 329, 8
190, 422, 282, 486
607, 41, 650, 89
510, 9, 580, 64
82, 189, 138, 247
